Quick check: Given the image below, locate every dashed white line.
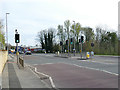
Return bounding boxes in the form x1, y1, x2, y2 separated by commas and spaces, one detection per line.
77, 59, 117, 65
71, 63, 118, 76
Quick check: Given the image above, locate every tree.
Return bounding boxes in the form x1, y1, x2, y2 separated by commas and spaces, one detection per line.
36, 28, 56, 53
107, 32, 118, 54
57, 25, 66, 52
0, 20, 5, 50
64, 20, 71, 54
71, 22, 81, 52
44, 30, 48, 52
82, 27, 94, 52
48, 28, 55, 53
57, 25, 65, 41
37, 30, 45, 49
94, 26, 118, 55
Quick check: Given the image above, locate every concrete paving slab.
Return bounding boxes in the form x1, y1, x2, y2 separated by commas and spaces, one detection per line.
2, 63, 9, 88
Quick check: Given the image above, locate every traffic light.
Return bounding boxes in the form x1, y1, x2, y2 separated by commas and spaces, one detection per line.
81, 36, 84, 43
91, 43, 94, 47
66, 40, 68, 45
15, 34, 20, 43
60, 41, 63, 46
79, 39, 81, 43
70, 38, 73, 44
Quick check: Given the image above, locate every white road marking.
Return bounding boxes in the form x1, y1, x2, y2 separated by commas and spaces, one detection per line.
35, 67, 56, 88
26, 64, 56, 88
91, 60, 117, 65
33, 54, 55, 57
40, 63, 56, 65
56, 62, 118, 76
39, 62, 63, 65
33, 64, 38, 66
77, 59, 117, 65
71, 63, 118, 76
31, 62, 118, 76
26, 65, 50, 88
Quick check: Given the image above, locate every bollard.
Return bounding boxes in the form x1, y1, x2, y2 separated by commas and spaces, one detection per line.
86, 52, 90, 59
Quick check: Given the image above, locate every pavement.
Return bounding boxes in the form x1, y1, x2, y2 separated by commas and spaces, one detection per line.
2, 54, 52, 89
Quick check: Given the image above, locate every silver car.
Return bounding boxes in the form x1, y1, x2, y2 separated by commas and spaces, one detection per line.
25, 51, 32, 55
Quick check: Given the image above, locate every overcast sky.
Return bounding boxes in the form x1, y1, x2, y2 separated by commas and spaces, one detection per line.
0, 0, 119, 46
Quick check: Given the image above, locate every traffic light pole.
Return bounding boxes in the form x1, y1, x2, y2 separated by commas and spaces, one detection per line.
68, 28, 70, 56
61, 45, 62, 56
15, 29, 19, 64
81, 43, 82, 59
70, 42, 71, 57
80, 35, 84, 59
73, 21, 76, 56
16, 43, 18, 64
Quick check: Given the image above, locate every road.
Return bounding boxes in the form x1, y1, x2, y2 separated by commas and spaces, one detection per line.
23, 53, 118, 88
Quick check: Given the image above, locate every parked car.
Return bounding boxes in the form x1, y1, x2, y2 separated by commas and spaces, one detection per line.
25, 51, 32, 55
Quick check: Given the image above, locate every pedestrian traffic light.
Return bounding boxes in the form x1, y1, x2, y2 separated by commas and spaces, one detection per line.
81, 36, 84, 43
70, 38, 73, 44
60, 41, 63, 46
15, 34, 20, 43
66, 40, 68, 45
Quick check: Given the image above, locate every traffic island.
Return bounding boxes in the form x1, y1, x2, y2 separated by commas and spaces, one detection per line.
54, 55, 69, 58
77, 57, 88, 60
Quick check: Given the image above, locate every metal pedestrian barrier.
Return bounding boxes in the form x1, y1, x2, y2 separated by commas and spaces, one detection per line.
19, 56, 24, 68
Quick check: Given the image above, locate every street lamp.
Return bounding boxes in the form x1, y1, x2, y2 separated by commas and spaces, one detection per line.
73, 21, 75, 56
6, 13, 10, 51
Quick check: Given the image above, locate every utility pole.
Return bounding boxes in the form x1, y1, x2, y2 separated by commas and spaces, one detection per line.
73, 21, 76, 56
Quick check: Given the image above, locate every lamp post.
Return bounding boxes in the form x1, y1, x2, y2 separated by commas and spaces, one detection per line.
6, 13, 10, 51
73, 21, 76, 56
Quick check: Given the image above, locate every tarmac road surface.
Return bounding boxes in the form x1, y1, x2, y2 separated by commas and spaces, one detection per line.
34, 63, 118, 88
23, 54, 118, 88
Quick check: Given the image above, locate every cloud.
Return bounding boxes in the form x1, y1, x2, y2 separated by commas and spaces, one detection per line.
1, 0, 119, 46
